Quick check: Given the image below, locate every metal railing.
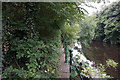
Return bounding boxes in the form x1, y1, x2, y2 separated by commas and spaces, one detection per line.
61, 35, 83, 80
69, 49, 83, 80
59, 25, 83, 80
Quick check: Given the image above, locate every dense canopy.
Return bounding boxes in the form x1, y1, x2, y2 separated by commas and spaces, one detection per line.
2, 2, 84, 78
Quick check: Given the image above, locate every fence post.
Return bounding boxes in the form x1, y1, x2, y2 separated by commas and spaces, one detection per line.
64, 42, 67, 63
61, 35, 67, 63
69, 49, 73, 79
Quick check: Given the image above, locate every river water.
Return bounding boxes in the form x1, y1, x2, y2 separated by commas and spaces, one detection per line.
83, 41, 120, 78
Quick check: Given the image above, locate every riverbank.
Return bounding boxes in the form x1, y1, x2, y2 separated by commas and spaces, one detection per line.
71, 42, 119, 78
82, 41, 120, 78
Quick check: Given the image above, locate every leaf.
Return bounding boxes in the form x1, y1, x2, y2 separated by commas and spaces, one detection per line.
82, 60, 86, 68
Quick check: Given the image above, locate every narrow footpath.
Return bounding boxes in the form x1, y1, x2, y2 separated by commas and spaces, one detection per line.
58, 53, 70, 78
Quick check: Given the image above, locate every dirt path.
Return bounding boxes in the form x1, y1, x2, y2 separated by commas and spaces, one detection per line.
58, 53, 70, 78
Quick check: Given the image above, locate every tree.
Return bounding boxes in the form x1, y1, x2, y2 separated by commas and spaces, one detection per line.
78, 15, 96, 47
95, 1, 120, 44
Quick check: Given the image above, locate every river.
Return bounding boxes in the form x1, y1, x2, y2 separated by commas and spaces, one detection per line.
83, 41, 120, 78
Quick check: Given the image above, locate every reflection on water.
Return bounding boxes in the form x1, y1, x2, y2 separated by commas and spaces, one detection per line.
83, 41, 120, 78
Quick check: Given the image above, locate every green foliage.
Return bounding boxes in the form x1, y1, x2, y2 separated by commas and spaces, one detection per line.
72, 54, 118, 78
106, 59, 118, 69
81, 59, 118, 78
78, 15, 96, 47
95, 1, 120, 44
3, 1, 114, 79
98, 64, 105, 72
2, 35, 62, 78
82, 64, 112, 78
62, 22, 80, 45
2, 2, 85, 79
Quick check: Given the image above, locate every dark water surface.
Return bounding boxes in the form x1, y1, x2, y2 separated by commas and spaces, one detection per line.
83, 41, 120, 78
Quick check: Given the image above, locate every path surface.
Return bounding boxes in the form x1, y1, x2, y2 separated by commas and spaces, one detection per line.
58, 53, 70, 78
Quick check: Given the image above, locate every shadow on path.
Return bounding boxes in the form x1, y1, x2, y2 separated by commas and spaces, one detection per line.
58, 53, 70, 78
